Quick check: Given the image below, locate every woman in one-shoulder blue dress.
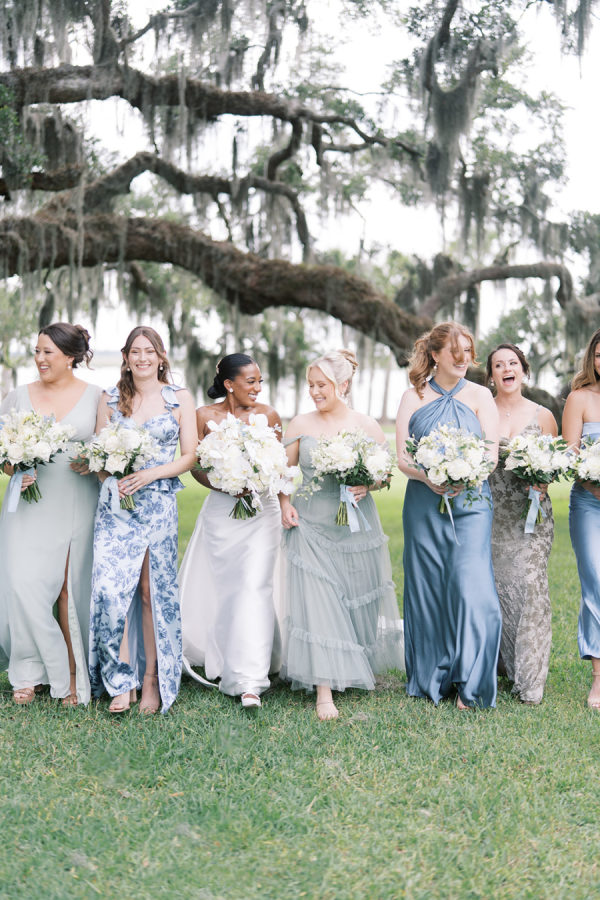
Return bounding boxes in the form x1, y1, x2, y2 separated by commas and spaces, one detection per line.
562, 328, 600, 709
396, 322, 501, 708
88, 327, 197, 714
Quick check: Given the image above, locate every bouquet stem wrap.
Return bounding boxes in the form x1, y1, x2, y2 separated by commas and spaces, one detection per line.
337, 484, 372, 533
6, 467, 37, 511
439, 491, 460, 545
100, 476, 134, 519
524, 486, 546, 534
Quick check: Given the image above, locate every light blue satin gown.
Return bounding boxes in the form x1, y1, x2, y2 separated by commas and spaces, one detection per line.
569, 422, 600, 659
88, 385, 184, 713
402, 378, 502, 707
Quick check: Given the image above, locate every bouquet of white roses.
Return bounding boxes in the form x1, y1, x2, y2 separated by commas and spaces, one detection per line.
405, 423, 493, 515
0, 408, 75, 507
310, 429, 395, 529
503, 432, 571, 531
77, 422, 159, 510
197, 413, 299, 519
571, 437, 600, 485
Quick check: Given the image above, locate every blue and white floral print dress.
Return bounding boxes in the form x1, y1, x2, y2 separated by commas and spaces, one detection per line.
88, 385, 184, 713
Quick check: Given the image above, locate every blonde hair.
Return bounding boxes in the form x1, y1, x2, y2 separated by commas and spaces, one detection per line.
572, 328, 600, 391
307, 348, 358, 400
408, 321, 477, 398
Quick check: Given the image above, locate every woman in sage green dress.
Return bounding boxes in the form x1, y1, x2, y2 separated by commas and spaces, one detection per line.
0, 323, 100, 706
562, 328, 600, 709
280, 349, 404, 721
486, 343, 557, 705
396, 322, 501, 709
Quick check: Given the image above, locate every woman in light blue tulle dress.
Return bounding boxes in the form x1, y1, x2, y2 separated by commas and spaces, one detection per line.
280, 349, 404, 721
88, 326, 197, 714
562, 328, 600, 709
396, 322, 501, 709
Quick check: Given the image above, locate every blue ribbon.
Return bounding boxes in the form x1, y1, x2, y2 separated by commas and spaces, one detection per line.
442, 491, 460, 545
340, 484, 372, 533
524, 486, 546, 534
6, 467, 35, 512
100, 475, 131, 519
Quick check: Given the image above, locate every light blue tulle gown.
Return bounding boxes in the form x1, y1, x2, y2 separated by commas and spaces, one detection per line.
88, 385, 184, 713
402, 378, 501, 707
280, 435, 404, 693
569, 422, 600, 659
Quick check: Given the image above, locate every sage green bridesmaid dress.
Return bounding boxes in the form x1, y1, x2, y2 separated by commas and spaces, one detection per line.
0, 382, 101, 702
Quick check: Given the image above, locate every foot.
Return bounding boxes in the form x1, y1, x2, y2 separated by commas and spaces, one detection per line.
61, 693, 78, 707
109, 689, 135, 713
139, 674, 160, 715
241, 692, 261, 708
587, 674, 600, 709
13, 687, 35, 705
62, 670, 78, 707
316, 700, 339, 721
456, 696, 472, 711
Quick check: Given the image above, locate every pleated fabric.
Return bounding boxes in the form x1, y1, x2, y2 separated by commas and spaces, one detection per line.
279, 436, 404, 693
570, 423, 600, 660
402, 378, 501, 708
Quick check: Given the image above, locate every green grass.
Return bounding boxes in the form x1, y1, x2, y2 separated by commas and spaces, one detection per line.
0, 478, 598, 899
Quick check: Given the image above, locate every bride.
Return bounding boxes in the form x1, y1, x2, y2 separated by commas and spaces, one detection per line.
179, 353, 282, 708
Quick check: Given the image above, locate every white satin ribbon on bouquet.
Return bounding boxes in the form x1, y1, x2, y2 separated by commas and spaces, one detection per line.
442, 490, 460, 545
100, 475, 132, 520
524, 485, 546, 534
339, 484, 372, 533
6, 467, 35, 513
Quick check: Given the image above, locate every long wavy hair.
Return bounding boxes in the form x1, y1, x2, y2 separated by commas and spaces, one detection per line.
572, 328, 600, 391
408, 321, 477, 398
117, 326, 171, 417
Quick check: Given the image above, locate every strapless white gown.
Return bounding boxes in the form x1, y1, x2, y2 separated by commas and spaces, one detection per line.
179, 490, 282, 696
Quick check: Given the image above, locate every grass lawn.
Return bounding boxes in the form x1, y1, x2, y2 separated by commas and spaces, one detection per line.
0, 477, 598, 899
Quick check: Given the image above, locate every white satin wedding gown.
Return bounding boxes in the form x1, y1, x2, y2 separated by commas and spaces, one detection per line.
179, 490, 282, 697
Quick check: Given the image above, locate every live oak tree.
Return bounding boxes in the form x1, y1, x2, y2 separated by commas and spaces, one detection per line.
0, 0, 598, 391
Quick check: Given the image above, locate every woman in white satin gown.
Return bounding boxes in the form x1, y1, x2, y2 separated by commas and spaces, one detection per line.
179, 353, 282, 708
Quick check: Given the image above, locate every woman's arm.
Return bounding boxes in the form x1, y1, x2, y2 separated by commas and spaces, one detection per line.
538, 406, 558, 438
279, 418, 301, 527
476, 386, 500, 471
395, 390, 428, 483
562, 391, 585, 447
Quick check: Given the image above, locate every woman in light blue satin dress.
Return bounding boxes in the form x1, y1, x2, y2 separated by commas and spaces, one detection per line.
562, 328, 600, 709
88, 326, 197, 714
396, 322, 501, 709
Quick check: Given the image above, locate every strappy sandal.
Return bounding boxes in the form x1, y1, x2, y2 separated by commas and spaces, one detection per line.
109, 688, 137, 713
13, 687, 36, 705
139, 674, 160, 715
241, 692, 261, 708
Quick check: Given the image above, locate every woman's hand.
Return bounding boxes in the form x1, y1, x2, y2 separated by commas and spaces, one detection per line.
70, 457, 91, 476
531, 483, 548, 499
118, 469, 154, 498
426, 479, 464, 498
348, 485, 368, 502
281, 500, 299, 529
20, 469, 37, 492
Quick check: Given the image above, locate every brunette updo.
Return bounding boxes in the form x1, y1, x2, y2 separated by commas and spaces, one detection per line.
39, 322, 93, 368
208, 353, 255, 399
307, 349, 358, 400
408, 321, 476, 398
485, 343, 530, 387
117, 326, 171, 417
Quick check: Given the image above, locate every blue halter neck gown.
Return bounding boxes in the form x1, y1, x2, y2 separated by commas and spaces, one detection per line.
402, 378, 501, 707
569, 422, 600, 659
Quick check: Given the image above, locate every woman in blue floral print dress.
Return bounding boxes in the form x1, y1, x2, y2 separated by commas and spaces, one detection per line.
88, 326, 197, 714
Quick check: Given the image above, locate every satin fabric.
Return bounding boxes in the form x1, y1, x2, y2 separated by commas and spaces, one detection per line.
179, 490, 281, 697
569, 422, 600, 660
402, 378, 501, 707
0, 383, 101, 702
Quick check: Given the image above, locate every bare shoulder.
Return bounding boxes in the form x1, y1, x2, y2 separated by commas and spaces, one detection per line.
285, 411, 314, 440
196, 404, 220, 434
537, 404, 558, 435
350, 410, 385, 442
563, 389, 587, 414
396, 386, 422, 419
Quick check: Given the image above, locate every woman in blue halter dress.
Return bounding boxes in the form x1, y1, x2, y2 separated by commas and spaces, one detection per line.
562, 328, 600, 709
396, 322, 501, 709
88, 326, 197, 714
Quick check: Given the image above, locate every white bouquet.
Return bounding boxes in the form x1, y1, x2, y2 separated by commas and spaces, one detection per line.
197, 413, 299, 519
503, 432, 571, 531
0, 408, 75, 506
571, 437, 600, 484
77, 422, 159, 510
405, 423, 493, 514
310, 429, 395, 528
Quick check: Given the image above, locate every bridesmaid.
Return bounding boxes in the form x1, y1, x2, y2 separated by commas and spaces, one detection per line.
279, 349, 404, 721
487, 343, 558, 705
88, 326, 197, 714
0, 322, 100, 705
179, 353, 282, 708
562, 328, 600, 709
396, 322, 501, 709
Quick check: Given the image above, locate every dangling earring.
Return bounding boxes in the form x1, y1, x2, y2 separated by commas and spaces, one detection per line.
490, 379, 495, 387
126, 367, 130, 372
159, 364, 164, 371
